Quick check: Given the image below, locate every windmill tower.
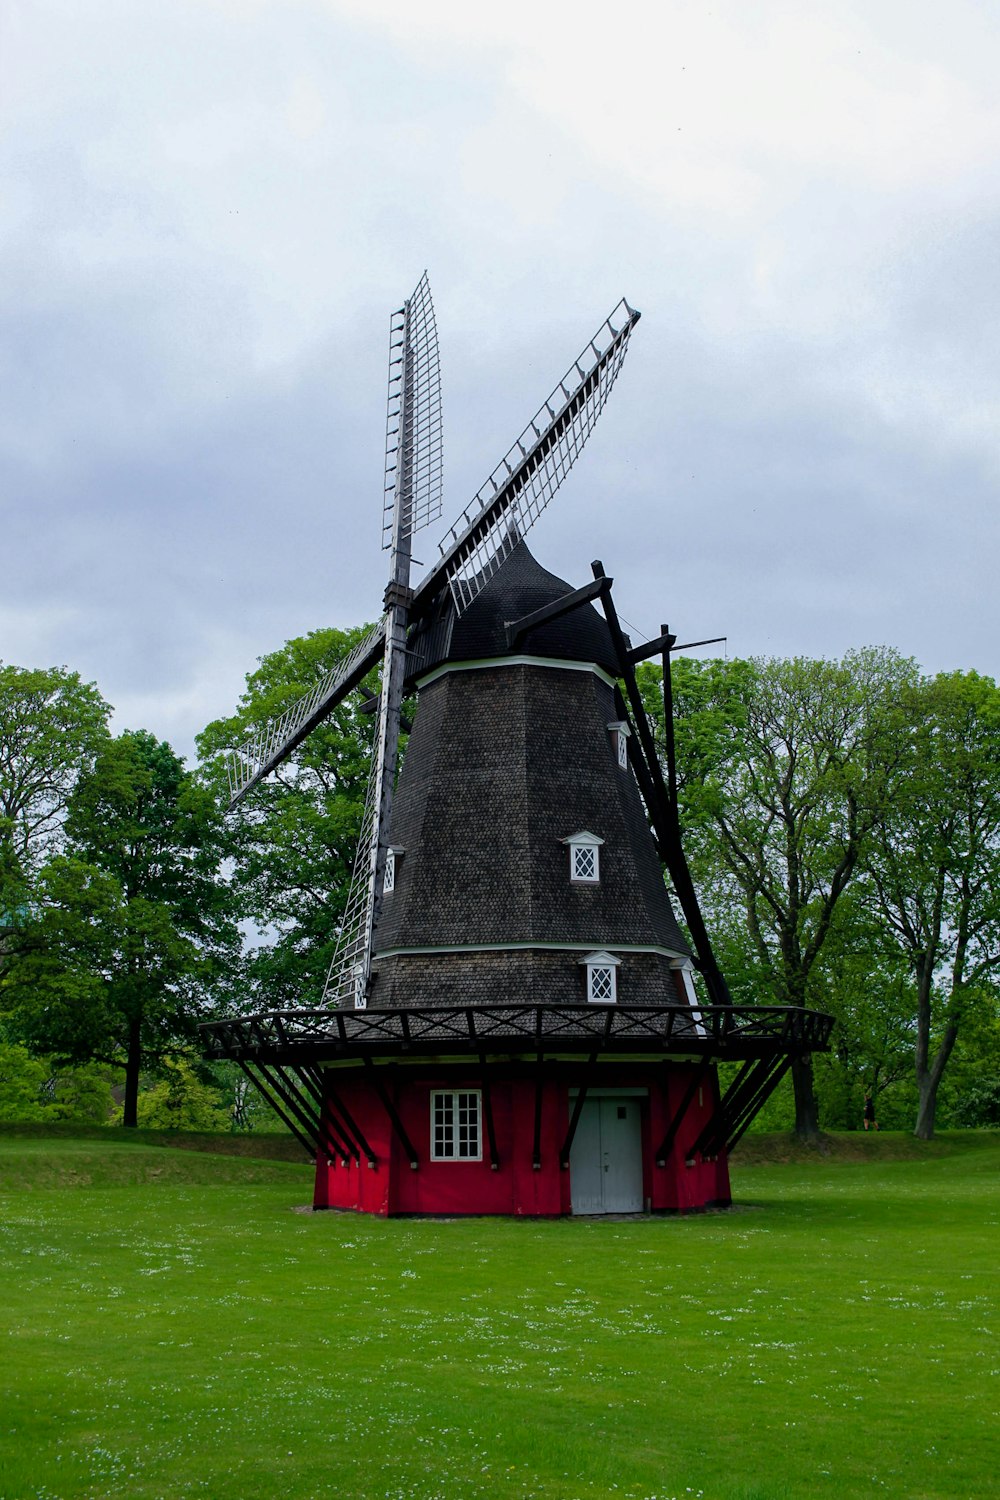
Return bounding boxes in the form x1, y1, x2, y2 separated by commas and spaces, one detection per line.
202, 276, 831, 1216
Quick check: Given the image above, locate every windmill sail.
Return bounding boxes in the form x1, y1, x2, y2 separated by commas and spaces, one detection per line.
427, 299, 639, 616
222, 291, 637, 818
324, 273, 442, 1007
225, 618, 387, 808
382, 270, 443, 548
321, 746, 382, 1007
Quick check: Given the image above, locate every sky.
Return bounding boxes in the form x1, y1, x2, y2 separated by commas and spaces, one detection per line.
4, 0, 1000, 761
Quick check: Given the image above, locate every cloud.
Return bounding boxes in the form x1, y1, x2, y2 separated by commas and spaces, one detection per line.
3, 0, 1000, 761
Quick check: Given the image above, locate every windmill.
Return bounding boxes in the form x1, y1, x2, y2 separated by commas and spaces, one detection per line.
204, 275, 831, 1217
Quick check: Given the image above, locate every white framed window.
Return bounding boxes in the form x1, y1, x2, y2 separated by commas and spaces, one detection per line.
580, 950, 620, 1004
353, 963, 366, 1011
562, 831, 604, 884
383, 847, 396, 894
608, 720, 630, 770
431, 1090, 482, 1160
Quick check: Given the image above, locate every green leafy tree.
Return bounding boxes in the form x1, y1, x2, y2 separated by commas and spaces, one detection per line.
0, 1042, 52, 1121
197, 626, 379, 1011
640, 649, 918, 1138
7, 732, 237, 1126
0, 663, 110, 975
861, 671, 1000, 1138
0, 663, 111, 874
134, 1055, 229, 1131
808, 899, 916, 1129
0, 1044, 115, 1123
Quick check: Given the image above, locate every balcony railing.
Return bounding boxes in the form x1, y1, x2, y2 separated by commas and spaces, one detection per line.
201, 1002, 833, 1063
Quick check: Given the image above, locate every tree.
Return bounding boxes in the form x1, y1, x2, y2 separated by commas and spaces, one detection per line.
7, 731, 237, 1126
197, 626, 379, 1012
0, 1043, 115, 1124
640, 649, 918, 1138
134, 1054, 229, 1131
862, 671, 1000, 1138
807, 896, 916, 1129
0, 663, 110, 970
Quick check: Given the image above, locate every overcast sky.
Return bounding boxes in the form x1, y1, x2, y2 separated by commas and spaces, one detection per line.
4, 0, 1000, 759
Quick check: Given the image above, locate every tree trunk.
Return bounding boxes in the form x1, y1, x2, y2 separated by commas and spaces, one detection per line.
792, 1055, 821, 1139
914, 1076, 937, 1140
914, 1020, 958, 1141
123, 1015, 142, 1128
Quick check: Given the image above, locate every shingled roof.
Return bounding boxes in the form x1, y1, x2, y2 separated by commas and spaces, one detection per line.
406, 538, 620, 683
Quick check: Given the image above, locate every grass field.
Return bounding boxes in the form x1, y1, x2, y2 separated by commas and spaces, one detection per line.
1, 1128, 997, 1500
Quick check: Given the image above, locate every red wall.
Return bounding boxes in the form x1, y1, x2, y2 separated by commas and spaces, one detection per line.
313, 1063, 731, 1217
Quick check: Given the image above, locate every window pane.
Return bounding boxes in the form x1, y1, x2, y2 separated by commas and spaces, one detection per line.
431, 1090, 481, 1159
433, 1093, 455, 1158
590, 966, 615, 1003
457, 1092, 480, 1158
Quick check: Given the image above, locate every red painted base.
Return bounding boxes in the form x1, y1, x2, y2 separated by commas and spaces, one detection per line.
312, 1062, 731, 1217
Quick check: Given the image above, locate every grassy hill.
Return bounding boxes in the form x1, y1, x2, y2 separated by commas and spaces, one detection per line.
1, 1128, 997, 1499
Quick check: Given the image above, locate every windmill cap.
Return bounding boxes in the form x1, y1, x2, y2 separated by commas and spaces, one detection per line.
443, 539, 619, 674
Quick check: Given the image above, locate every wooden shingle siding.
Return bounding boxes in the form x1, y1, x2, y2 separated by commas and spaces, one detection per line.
369, 947, 686, 1010
371, 540, 692, 1012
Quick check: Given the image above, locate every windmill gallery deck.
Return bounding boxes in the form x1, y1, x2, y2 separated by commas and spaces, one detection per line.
201, 276, 832, 1216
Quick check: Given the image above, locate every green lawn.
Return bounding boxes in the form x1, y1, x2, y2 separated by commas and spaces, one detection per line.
1, 1130, 997, 1500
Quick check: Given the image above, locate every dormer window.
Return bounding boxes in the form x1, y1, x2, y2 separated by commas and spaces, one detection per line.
383, 846, 403, 894
562, 831, 604, 884
580, 950, 620, 1004
608, 720, 630, 770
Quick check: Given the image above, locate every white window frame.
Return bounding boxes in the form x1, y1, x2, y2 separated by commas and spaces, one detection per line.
580, 950, 620, 1004
607, 720, 630, 770
430, 1090, 482, 1161
383, 847, 397, 894
562, 831, 604, 884
353, 963, 366, 1011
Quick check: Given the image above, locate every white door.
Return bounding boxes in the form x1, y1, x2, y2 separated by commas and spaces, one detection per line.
600, 1099, 643, 1213
570, 1098, 644, 1214
568, 1098, 605, 1214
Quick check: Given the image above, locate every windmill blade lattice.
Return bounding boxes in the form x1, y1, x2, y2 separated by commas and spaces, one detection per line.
382, 271, 443, 549
434, 299, 639, 615
225, 617, 387, 808
325, 271, 443, 1007
321, 746, 382, 1007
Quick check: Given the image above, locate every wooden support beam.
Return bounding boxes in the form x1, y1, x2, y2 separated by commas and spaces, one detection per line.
694, 1057, 774, 1159
300, 1066, 354, 1162
275, 1062, 349, 1163
326, 1081, 376, 1165
505, 576, 611, 649
690, 1058, 755, 1159
655, 1058, 713, 1166
253, 1061, 321, 1156
479, 1056, 500, 1170
627, 629, 674, 665
234, 1059, 315, 1158
592, 561, 731, 1008
363, 1059, 417, 1168
717, 1056, 788, 1152
724, 1056, 794, 1157
560, 1052, 599, 1169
